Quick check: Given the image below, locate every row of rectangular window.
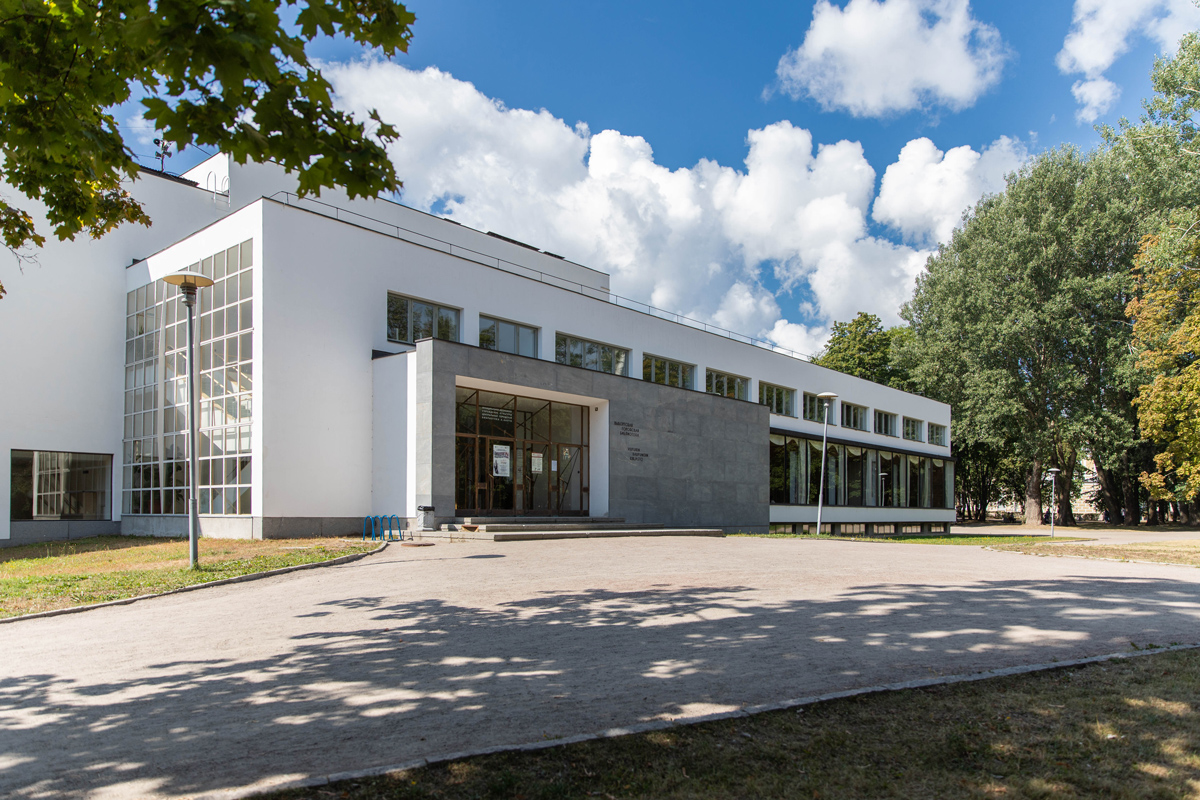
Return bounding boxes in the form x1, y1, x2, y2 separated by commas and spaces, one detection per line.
124, 455, 251, 491
123, 486, 251, 516
769, 434, 953, 509
383, 292, 947, 445
802, 394, 947, 445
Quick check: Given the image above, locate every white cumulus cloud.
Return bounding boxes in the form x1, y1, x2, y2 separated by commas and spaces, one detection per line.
774, 0, 1009, 117
327, 61, 974, 353
1057, 0, 1200, 122
873, 135, 1028, 246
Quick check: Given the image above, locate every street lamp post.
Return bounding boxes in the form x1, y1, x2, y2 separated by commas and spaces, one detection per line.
879, 470, 888, 508
814, 391, 838, 536
163, 270, 214, 568
1047, 467, 1060, 539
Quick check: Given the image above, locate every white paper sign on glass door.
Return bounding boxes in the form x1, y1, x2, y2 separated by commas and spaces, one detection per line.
493, 444, 511, 478
531, 452, 544, 474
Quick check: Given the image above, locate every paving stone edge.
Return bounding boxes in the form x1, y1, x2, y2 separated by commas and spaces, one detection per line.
198, 641, 1200, 800
0, 540, 389, 625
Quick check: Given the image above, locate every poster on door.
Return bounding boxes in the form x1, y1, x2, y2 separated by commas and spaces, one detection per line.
531, 452, 544, 474
492, 444, 511, 478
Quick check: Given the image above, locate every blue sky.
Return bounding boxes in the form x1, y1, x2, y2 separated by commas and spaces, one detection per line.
142, 0, 1200, 355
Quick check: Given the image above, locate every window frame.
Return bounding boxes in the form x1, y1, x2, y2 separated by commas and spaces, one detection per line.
554, 333, 630, 376
903, 417, 924, 442
643, 354, 695, 389
928, 423, 947, 446
874, 410, 897, 437
841, 402, 868, 430
759, 382, 796, 416
479, 314, 539, 358
705, 369, 749, 401
387, 292, 461, 345
803, 392, 836, 424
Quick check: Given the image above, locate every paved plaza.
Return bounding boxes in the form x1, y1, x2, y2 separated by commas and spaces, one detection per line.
3, 533, 1200, 799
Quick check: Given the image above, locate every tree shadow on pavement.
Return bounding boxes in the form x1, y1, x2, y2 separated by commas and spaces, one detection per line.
2, 575, 1198, 798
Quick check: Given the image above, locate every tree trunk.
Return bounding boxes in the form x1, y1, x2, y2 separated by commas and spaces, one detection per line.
1090, 451, 1124, 524
1056, 451, 1077, 526
1025, 459, 1043, 526
1147, 501, 1159, 526
1123, 476, 1140, 527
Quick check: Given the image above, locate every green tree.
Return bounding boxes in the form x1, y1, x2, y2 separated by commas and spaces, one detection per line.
0, 0, 416, 298
898, 146, 1144, 526
1118, 32, 1200, 508
810, 311, 910, 389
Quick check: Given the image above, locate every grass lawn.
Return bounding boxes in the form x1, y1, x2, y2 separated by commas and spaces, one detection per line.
0, 535, 379, 618
994, 538, 1200, 568
269, 647, 1200, 800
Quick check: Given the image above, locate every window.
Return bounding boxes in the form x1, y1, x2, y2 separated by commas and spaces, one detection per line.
759, 383, 796, 416
480, 316, 538, 358
767, 435, 955, 510
903, 417, 924, 442
706, 369, 748, 400
387, 293, 459, 344
928, 423, 947, 446
803, 392, 835, 423
124, 239, 255, 517
643, 355, 695, 389
841, 402, 868, 430
555, 334, 629, 376
875, 410, 897, 437
11, 451, 112, 520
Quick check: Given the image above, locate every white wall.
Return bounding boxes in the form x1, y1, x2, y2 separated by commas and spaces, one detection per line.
250, 198, 950, 523
371, 352, 413, 517
0, 173, 232, 540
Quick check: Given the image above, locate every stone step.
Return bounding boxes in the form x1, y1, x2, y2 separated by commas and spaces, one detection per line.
451, 516, 626, 526
416, 527, 724, 542
443, 522, 664, 533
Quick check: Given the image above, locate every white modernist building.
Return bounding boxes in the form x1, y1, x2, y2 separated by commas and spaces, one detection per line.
1, 155, 954, 546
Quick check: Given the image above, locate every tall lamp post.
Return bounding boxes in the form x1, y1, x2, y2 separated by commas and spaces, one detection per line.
1047, 467, 1060, 539
163, 270, 214, 568
814, 391, 838, 536
879, 470, 888, 509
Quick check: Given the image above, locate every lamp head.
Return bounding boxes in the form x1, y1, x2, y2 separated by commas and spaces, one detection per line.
163, 270, 215, 291
817, 391, 838, 400
1047, 467, 1061, 476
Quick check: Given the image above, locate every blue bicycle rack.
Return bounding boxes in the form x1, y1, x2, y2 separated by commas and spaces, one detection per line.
362, 515, 406, 542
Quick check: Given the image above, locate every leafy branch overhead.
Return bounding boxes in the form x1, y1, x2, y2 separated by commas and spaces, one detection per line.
0, 0, 415, 260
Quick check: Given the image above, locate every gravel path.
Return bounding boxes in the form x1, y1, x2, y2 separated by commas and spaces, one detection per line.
2, 536, 1199, 799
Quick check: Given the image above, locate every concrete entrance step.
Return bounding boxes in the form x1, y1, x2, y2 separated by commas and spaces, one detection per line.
442, 517, 650, 533
450, 516, 626, 526
418, 527, 724, 542
445, 522, 664, 533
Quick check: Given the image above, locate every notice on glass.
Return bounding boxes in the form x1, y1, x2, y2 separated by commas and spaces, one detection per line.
493, 444, 511, 478
531, 453, 544, 474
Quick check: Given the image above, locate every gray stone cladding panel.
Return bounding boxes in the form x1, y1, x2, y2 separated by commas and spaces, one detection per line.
4, 520, 121, 547
422, 340, 770, 532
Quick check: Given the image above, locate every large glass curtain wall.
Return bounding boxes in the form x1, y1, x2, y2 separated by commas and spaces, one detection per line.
769, 433, 952, 509
122, 240, 254, 517
455, 388, 589, 515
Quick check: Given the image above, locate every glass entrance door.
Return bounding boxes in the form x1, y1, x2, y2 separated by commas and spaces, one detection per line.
455, 387, 589, 516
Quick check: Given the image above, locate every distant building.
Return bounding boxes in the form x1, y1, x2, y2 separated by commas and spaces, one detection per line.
1, 155, 954, 546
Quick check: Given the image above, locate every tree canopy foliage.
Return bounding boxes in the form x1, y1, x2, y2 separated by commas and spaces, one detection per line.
810, 312, 910, 389
0, 0, 416, 298
1122, 32, 1200, 504
898, 146, 1144, 524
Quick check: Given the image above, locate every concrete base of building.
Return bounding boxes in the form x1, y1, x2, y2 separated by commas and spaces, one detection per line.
120, 516, 365, 540
2, 520, 122, 548
768, 521, 953, 536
